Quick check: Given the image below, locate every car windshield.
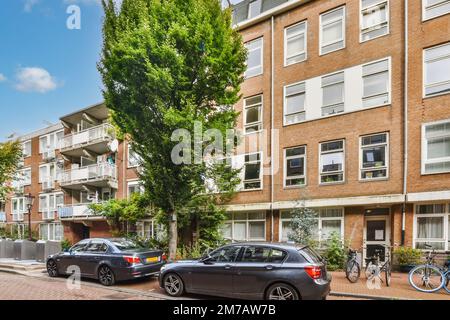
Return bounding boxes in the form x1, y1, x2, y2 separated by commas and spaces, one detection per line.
110, 239, 143, 251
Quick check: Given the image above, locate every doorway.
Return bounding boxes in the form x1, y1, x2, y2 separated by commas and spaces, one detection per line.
363, 209, 391, 265
81, 225, 90, 239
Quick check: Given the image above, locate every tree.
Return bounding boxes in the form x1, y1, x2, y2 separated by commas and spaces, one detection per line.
288, 201, 319, 246
98, 0, 246, 259
0, 140, 23, 202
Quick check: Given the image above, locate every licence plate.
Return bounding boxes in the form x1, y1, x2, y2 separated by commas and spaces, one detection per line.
146, 257, 159, 263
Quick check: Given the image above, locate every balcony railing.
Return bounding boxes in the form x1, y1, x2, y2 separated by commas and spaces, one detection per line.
61, 123, 115, 151
41, 177, 55, 191
59, 163, 117, 186
0, 212, 6, 222
42, 149, 56, 161
41, 209, 57, 220
58, 204, 102, 219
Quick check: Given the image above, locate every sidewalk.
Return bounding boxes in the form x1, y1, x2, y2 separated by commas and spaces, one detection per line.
329, 271, 450, 300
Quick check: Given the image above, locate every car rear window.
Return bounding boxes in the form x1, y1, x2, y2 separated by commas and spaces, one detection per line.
111, 239, 143, 251
299, 247, 323, 264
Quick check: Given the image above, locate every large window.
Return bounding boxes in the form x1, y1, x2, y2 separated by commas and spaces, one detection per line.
423, 0, 450, 20
320, 6, 345, 55
16, 168, 31, 186
136, 220, 156, 239
40, 223, 63, 241
363, 58, 390, 108
319, 140, 345, 184
22, 140, 32, 158
285, 21, 307, 66
39, 163, 58, 185
360, 133, 389, 180
284, 82, 306, 125
360, 0, 389, 42
244, 38, 263, 78
11, 197, 26, 221
422, 120, 450, 174
39, 193, 64, 220
322, 72, 345, 116
414, 204, 449, 251
243, 153, 262, 190
284, 146, 306, 187
280, 208, 344, 244
39, 130, 64, 153
128, 145, 141, 167
247, 0, 262, 19
221, 212, 266, 241
127, 181, 144, 198
244, 95, 263, 134
424, 42, 450, 97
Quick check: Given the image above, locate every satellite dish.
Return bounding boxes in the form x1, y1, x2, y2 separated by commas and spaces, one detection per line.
108, 139, 119, 153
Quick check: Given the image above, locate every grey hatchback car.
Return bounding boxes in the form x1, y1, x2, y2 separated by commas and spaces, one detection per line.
159, 242, 331, 300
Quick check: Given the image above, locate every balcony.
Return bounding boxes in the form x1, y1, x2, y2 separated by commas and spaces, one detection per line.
12, 213, 24, 222
0, 212, 6, 223
42, 149, 56, 162
41, 177, 56, 191
59, 163, 118, 190
41, 209, 57, 220
58, 204, 104, 220
60, 123, 115, 157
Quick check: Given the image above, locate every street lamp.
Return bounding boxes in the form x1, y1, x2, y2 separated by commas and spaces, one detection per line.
24, 193, 35, 241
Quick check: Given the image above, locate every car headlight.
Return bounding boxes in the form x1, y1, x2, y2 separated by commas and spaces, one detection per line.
160, 265, 166, 271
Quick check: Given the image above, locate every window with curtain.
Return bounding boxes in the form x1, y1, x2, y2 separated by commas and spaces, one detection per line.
422, 120, 450, 174
360, 0, 389, 42
424, 42, 450, 97
423, 0, 450, 20
322, 72, 345, 116
247, 0, 262, 19
415, 204, 449, 250
285, 21, 307, 66
244, 95, 263, 134
221, 212, 266, 241
244, 38, 263, 78
320, 6, 345, 55
284, 82, 306, 125
360, 132, 389, 180
363, 59, 390, 108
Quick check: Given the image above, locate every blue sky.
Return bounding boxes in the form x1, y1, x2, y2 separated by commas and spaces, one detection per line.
0, 0, 242, 140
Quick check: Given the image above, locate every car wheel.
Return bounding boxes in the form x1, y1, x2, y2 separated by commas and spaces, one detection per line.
163, 273, 184, 297
98, 265, 115, 286
265, 283, 299, 300
46, 260, 59, 277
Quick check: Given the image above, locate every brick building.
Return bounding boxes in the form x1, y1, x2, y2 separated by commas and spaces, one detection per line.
1, 0, 449, 259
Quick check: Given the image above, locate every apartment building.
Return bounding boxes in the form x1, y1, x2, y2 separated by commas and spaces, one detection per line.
222, 0, 450, 259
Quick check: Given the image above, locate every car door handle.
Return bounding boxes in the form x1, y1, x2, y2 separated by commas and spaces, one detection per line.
265, 265, 274, 270
224, 264, 232, 270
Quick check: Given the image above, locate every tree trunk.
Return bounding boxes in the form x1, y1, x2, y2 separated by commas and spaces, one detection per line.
168, 212, 178, 260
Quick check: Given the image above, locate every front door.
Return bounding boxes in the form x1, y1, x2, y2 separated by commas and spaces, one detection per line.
363, 215, 390, 264
81, 225, 90, 239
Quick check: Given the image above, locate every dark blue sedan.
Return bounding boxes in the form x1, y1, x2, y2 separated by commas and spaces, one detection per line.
46, 238, 166, 286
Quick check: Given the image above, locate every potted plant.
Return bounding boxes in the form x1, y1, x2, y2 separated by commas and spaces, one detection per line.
393, 247, 422, 273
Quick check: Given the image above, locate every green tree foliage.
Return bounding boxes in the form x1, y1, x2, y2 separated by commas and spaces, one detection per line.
322, 232, 346, 271
287, 203, 318, 246
0, 140, 23, 202
98, 0, 247, 258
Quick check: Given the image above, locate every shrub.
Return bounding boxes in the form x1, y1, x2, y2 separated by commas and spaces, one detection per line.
393, 247, 421, 266
321, 232, 347, 271
60, 239, 72, 251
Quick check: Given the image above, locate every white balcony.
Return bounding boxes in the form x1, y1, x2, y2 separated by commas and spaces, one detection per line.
41, 177, 56, 191
42, 149, 56, 162
60, 124, 115, 157
42, 209, 57, 220
59, 163, 118, 190
58, 204, 104, 220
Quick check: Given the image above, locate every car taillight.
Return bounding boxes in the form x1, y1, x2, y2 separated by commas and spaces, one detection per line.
123, 256, 141, 265
162, 253, 167, 262
305, 266, 322, 280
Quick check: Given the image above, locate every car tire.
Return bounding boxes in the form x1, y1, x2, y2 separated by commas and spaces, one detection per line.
46, 259, 59, 278
98, 265, 116, 286
265, 283, 299, 300
163, 273, 184, 297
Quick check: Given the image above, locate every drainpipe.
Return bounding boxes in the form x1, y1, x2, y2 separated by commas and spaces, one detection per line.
270, 16, 275, 242
401, 0, 409, 246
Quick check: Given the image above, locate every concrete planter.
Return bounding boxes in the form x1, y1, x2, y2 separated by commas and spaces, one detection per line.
13, 240, 36, 260
36, 241, 62, 263
0, 239, 14, 258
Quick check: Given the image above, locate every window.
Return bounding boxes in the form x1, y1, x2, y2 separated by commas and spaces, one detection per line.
414, 204, 449, 251
244, 38, 263, 78
11, 224, 26, 239
40, 223, 63, 241
127, 181, 144, 198
284, 146, 306, 187
360, 133, 389, 180
39, 130, 64, 153
137, 220, 156, 239
422, 120, 450, 174
360, 0, 389, 42
319, 140, 345, 184
22, 141, 32, 158
240, 246, 286, 263
15, 168, 31, 187
128, 145, 141, 167
285, 21, 307, 66
39, 193, 64, 220
363, 59, 390, 107
85, 241, 108, 253
424, 42, 450, 97
244, 95, 263, 134
39, 163, 57, 184
11, 197, 26, 222
209, 246, 241, 263
247, 0, 262, 19
280, 209, 344, 244
284, 82, 306, 125
320, 6, 345, 55
322, 72, 345, 116
423, 0, 450, 20
243, 153, 262, 190
221, 212, 266, 241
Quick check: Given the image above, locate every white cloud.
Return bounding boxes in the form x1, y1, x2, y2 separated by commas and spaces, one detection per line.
24, 0, 39, 12
15, 67, 58, 93
63, 0, 122, 6
0, 74, 6, 82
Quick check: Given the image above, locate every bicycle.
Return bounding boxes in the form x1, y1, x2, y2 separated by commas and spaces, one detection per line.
408, 245, 445, 293
345, 248, 361, 283
364, 245, 392, 287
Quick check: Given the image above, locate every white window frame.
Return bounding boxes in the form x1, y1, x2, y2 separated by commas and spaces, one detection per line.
136, 219, 156, 239
421, 118, 450, 174
244, 37, 263, 79
247, 0, 262, 19
222, 212, 266, 242
11, 197, 26, 222
127, 180, 145, 198
360, 0, 390, 43
422, 0, 450, 21
39, 223, 63, 241
22, 140, 32, 158
283, 81, 306, 126
39, 130, 64, 154
319, 139, 345, 185
39, 192, 64, 220
284, 146, 307, 188
39, 163, 58, 184
321, 71, 345, 117
359, 132, 389, 181
284, 21, 308, 66
12, 224, 26, 239
243, 95, 263, 135
319, 6, 346, 56
413, 204, 449, 251
362, 57, 391, 108
127, 144, 141, 168
16, 168, 32, 186
423, 42, 450, 98
243, 152, 263, 191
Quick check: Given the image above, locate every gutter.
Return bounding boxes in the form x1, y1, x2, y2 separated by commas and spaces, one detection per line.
270, 16, 275, 242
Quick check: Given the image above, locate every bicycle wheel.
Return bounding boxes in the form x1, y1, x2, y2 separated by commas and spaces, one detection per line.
384, 261, 391, 287
346, 260, 360, 283
365, 262, 377, 280
444, 270, 450, 294
408, 265, 445, 293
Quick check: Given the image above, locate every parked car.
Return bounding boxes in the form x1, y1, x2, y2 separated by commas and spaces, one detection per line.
159, 242, 331, 300
46, 238, 166, 286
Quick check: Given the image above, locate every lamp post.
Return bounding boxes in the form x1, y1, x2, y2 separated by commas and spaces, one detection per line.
25, 193, 35, 241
